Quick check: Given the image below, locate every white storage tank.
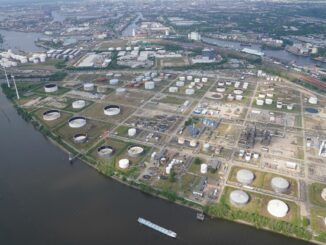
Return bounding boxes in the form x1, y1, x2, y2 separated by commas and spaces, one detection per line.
43, 110, 61, 121
271, 177, 290, 193
189, 139, 197, 147
287, 104, 294, 110
72, 100, 86, 109
97, 145, 114, 158
104, 105, 121, 116
176, 81, 185, 87
216, 86, 226, 93
178, 137, 185, 145
110, 79, 119, 85
185, 88, 195, 95
256, 99, 264, 106
119, 159, 130, 169
73, 133, 87, 144
144, 81, 155, 90
128, 128, 137, 137
227, 94, 235, 101
116, 87, 126, 94
39, 54, 47, 62
203, 143, 210, 152
68, 116, 87, 128
230, 190, 250, 207
202, 77, 208, 83
169, 87, 178, 93
276, 101, 283, 109
128, 146, 144, 157
200, 164, 208, 174
267, 199, 288, 218
265, 98, 273, 105
235, 95, 243, 101
44, 83, 58, 93
234, 89, 243, 95
308, 96, 318, 105
84, 82, 94, 91
321, 188, 326, 201
236, 169, 255, 184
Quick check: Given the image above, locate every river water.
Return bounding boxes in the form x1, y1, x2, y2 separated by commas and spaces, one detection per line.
0, 86, 313, 245
202, 37, 326, 69
0, 29, 44, 53
121, 13, 143, 37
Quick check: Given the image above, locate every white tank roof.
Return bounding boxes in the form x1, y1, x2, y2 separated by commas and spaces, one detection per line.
236, 169, 255, 184
267, 199, 288, 218
72, 100, 86, 109
230, 190, 250, 206
119, 159, 130, 169
271, 177, 290, 192
321, 188, 326, 201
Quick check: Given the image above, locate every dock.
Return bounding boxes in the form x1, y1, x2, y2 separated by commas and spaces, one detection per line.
196, 212, 205, 221
138, 217, 177, 238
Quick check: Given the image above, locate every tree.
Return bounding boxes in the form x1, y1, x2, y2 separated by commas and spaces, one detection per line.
193, 157, 202, 165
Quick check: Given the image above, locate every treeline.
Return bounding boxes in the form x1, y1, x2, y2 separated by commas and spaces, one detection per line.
205, 199, 312, 241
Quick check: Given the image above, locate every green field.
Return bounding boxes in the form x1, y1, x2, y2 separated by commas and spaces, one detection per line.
309, 183, 326, 207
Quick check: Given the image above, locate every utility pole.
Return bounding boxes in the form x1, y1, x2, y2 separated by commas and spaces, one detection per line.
11, 75, 20, 100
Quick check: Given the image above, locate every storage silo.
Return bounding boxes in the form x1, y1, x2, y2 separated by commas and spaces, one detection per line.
236, 169, 255, 184
230, 190, 250, 207
119, 159, 130, 169
267, 199, 288, 218
200, 164, 208, 174
271, 177, 290, 193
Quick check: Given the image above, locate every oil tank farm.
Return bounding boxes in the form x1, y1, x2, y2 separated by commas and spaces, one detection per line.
104, 105, 121, 116
97, 145, 114, 158
42, 109, 61, 121
68, 116, 87, 128
267, 199, 289, 218
44, 83, 58, 93
271, 177, 290, 193
236, 169, 255, 184
229, 190, 250, 207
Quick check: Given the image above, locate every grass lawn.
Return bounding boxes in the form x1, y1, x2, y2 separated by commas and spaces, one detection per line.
311, 208, 326, 234
309, 183, 326, 207
154, 95, 186, 105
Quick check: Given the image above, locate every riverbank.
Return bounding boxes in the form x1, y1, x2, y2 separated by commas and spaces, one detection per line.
1, 82, 323, 245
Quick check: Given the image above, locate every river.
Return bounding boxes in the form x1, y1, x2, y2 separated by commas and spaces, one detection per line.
0, 29, 44, 53
121, 13, 143, 37
0, 86, 313, 245
202, 37, 326, 69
